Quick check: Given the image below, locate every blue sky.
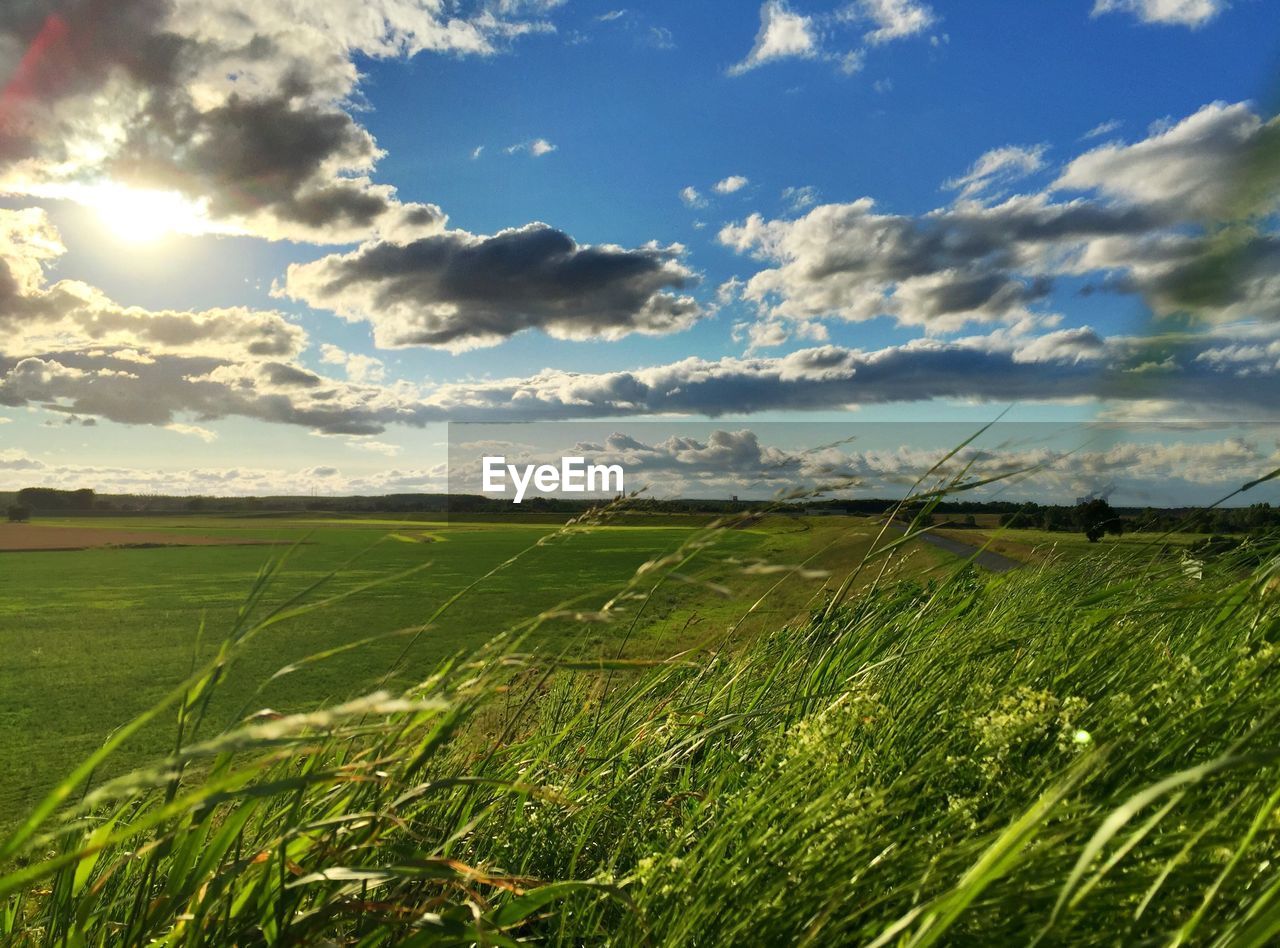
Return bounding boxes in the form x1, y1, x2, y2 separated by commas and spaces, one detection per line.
2, 0, 1280, 501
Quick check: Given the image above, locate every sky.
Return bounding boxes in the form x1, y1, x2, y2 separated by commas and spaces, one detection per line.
2, 0, 1280, 503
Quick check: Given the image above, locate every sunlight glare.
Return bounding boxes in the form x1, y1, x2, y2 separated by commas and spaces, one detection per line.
87, 184, 210, 243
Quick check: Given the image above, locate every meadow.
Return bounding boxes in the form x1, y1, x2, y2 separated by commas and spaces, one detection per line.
4, 505, 1278, 945
0, 511, 941, 818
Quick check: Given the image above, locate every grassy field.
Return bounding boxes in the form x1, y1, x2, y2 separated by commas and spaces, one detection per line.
0, 512, 953, 817
2, 510, 1278, 945
934, 525, 1215, 566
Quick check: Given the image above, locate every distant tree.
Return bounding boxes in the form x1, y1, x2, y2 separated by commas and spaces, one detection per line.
15, 487, 95, 512
1076, 498, 1124, 543
1000, 509, 1038, 528
6, 504, 31, 523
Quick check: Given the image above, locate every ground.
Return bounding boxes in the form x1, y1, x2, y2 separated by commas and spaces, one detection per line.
0, 512, 959, 815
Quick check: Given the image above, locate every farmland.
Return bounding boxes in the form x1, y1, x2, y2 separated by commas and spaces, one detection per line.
2, 507, 1278, 945
0, 511, 955, 816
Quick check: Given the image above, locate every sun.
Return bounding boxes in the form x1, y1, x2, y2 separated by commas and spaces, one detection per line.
84, 183, 211, 243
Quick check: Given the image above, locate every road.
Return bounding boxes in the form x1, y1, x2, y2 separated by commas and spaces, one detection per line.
880, 521, 1023, 574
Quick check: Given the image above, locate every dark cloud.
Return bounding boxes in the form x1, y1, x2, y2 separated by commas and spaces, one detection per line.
6, 320, 1280, 435
722, 102, 1280, 341
284, 224, 702, 349
424, 324, 1280, 422
0, 351, 429, 434
0, 1, 182, 163
0, 0, 553, 241
260, 362, 322, 388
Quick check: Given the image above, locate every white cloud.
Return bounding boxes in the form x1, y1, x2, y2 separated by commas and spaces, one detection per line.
728, 1, 819, 75
471, 145, 485, 160
319, 345, 387, 383
715, 175, 751, 194
850, 0, 937, 45
944, 144, 1048, 200
680, 186, 708, 208
729, 0, 936, 78
506, 138, 558, 157
1092, 0, 1227, 28
348, 439, 401, 457
0, 449, 45, 471
734, 317, 829, 352
1082, 119, 1123, 140
166, 423, 218, 443
782, 185, 821, 211
1053, 101, 1269, 217
647, 26, 676, 49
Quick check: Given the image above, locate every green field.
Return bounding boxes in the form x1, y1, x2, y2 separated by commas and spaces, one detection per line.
0, 512, 950, 816
4, 510, 1279, 946
934, 525, 1216, 565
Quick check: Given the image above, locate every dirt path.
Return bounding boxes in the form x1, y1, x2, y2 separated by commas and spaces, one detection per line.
881, 521, 1023, 573
0, 523, 275, 552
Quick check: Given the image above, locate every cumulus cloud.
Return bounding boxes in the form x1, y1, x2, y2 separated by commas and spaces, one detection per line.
714, 175, 750, 194
728, 1, 819, 75
7, 297, 1280, 432
414, 320, 1280, 422
849, 0, 936, 45
728, 0, 935, 76
0, 208, 306, 359
0, 206, 435, 434
0, 0, 558, 242
719, 197, 1066, 329
680, 186, 708, 208
319, 344, 387, 383
1053, 101, 1274, 218
1091, 0, 1228, 28
721, 102, 1280, 334
0, 349, 436, 435
283, 223, 703, 350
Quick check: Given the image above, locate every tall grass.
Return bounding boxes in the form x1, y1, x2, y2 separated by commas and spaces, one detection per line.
3, 501, 1280, 945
